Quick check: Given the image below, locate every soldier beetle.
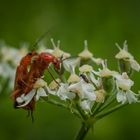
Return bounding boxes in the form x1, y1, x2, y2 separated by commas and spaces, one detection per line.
11, 31, 61, 120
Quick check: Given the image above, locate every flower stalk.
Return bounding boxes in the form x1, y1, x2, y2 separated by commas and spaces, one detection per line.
95, 103, 128, 119
75, 122, 91, 140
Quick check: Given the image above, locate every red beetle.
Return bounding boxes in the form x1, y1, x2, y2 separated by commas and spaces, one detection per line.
12, 51, 61, 113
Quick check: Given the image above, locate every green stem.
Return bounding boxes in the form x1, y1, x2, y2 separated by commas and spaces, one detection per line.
75, 103, 88, 120
92, 102, 102, 116
75, 122, 91, 140
42, 97, 67, 108
99, 93, 115, 112
95, 103, 128, 119
42, 97, 81, 119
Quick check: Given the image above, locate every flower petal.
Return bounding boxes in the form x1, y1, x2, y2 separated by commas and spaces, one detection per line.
126, 90, 139, 104
36, 88, 47, 101
57, 83, 75, 100
17, 89, 36, 107
80, 100, 93, 113
130, 59, 140, 72
116, 91, 127, 104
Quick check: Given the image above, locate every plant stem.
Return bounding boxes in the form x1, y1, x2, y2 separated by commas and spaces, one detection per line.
92, 102, 102, 116
95, 103, 128, 119
42, 97, 81, 119
99, 93, 115, 112
43, 97, 67, 108
75, 103, 87, 120
75, 122, 91, 140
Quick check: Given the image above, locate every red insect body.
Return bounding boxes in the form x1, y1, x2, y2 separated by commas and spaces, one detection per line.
23, 52, 61, 111
11, 51, 38, 108
14, 51, 38, 89
12, 51, 61, 112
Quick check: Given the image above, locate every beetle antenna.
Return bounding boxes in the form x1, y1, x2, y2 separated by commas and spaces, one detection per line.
48, 69, 60, 86
31, 29, 51, 51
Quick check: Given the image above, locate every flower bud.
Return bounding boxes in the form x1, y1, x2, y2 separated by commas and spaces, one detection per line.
52, 47, 71, 59
95, 89, 105, 103
49, 78, 61, 90
91, 57, 103, 65
67, 73, 80, 83
33, 78, 47, 89
115, 41, 140, 74
79, 64, 93, 73
78, 40, 93, 60
115, 72, 134, 91
51, 38, 71, 59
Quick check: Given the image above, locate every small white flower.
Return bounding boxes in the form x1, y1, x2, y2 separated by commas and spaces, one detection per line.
1, 46, 17, 62
115, 41, 133, 59
67, 73, 80, 83
95, 89, 105, 103
68, 79, 96, 101
89, 72, 101, 87
115, 41, 140, 72
129, 59, 140, 72
33, 78, 48, 100
115, 72, 134, 91
91, 57, 103, 65
0, 62, 15, 89
116, 90, 139, 104
115, 72, 139, 104
80, 100, 93, 113
67, 64, 80, 83
16, 89, 36, 107
126, 90, 139, 104
79, 65, 93, 73
63, 57, 80, 73
78, 40, 103, 65
35, 87, 47, 101
0, 45, 29, 89
92, 61, 117, 78
51, 38, 71, 59
16, 79, 48, 107
116, 90, 127, 104
33, 78, 48, 89
57, 83, 75, 100
62, 59, 80, 83
1, 46, 28, 67
49, 78, 61, 90
81, 82, 96, 101
68, 81, 81, 94
78, 40, 93, 60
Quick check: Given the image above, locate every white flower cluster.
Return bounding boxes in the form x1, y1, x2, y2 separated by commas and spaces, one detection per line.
13, 40, 140, 115
0, 42, 28, 89
0, 39, 139, 116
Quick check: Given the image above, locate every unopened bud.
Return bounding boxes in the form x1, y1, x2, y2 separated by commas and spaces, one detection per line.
96, 89, 105, 103
34, 79, 47, 89
78, 40, 93, 60
67, 73, 80, 83
79, 64, 93, 73
49, 78, 61, 90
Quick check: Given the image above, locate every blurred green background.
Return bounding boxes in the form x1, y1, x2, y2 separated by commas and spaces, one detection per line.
0, 0, 140, 140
